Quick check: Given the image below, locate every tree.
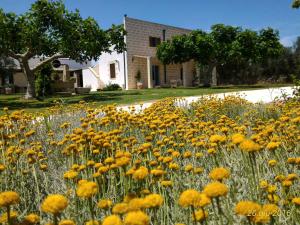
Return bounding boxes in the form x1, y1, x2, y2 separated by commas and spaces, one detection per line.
157, 25, 241, 85
35, 63, 53, 98
0, 0, 126, 99
157, 25, 283, 86
292, 0, 300, 8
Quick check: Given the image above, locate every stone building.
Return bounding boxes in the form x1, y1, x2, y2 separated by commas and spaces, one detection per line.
83, 16, 196, 91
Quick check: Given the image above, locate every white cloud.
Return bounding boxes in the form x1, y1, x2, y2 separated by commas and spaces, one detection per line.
280, 35, 299, 47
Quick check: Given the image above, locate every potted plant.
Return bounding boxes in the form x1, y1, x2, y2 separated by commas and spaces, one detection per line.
135, 70, 143, 89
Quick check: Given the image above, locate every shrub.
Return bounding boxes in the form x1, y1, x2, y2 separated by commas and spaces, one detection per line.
102, 83, 122, 91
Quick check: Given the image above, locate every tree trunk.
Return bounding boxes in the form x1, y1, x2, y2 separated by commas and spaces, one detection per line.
21, 59, 36, 99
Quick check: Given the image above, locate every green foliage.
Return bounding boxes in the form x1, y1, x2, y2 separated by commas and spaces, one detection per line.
0, 0, 126, 61
0, 0, 126, 98
157, 24, 283, 85
292, 0, 300, 8
102, 83, 122, 91
35, 63, 53, 97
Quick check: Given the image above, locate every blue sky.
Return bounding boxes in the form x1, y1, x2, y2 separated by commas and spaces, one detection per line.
0, 0, 299, 46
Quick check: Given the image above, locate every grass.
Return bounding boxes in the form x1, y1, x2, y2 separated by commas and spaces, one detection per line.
0, 83, 292, 114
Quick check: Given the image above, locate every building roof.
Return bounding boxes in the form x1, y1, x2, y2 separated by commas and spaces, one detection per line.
11, 57, 91, 71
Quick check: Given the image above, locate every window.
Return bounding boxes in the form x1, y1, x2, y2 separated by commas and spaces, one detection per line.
149, 37, 161, 47
110, 63, 116, 79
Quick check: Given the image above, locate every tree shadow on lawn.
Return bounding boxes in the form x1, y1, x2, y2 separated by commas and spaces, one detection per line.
208, 85, 275, 89
0, 91, 142, 111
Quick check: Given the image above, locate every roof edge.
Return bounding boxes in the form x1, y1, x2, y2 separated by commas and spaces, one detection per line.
124, 16, 193, 32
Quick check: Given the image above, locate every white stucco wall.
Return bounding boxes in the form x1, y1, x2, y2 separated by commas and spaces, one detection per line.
97, 51, 126, 89
82, 50, 126, 90
82, 68, 99, 92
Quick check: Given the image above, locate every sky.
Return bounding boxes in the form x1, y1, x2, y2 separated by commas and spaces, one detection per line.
0, 0, 299, 47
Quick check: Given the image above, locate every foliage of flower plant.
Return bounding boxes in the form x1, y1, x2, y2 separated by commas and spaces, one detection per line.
0, 94, 299, 224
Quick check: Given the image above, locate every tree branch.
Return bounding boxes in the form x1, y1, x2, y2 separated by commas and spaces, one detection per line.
22, 47, 34, 60
7, 51, 22, 60
32, 53, 65, 72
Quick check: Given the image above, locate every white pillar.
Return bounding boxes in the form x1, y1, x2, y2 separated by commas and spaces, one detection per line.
212, 66, 217, 86
147, 56, 152, 88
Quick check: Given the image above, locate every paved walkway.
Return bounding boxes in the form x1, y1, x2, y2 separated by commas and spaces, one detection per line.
118, 86, 295, 112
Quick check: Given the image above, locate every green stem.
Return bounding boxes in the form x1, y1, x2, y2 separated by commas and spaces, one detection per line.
53, 214, 58, 225
7, 206, 11, 225
191, 205, 197, 225
88, 198, 95, 221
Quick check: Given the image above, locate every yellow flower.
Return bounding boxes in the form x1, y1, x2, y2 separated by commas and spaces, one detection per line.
268, 160, 277, 167
209, 167, 230, 181
76, 181, 98, 198
85, 220, 100, 225
203, 182, 228, 198
127, 198, 145, 211
292, 197, 300, 206
102, 215, 122, 225
286, 173, 297, 181
41, 194, 68, 215
179, 189, 200, 207
150, 169, 165, 176
132, 166, 148, 180
97, 199, 113, 209
240, 139, 260, 152
59, 219, 76, 225
63, 170, 78, 180
231, 133, 245, 144
143, 194, 164, 208
267, 194, 280, 204
112, 203, 128, 214
235, 201, 261, 216
262, 204, 280, 216
24, 213, 40, 224
259, 180, 268, 189
184, 164, 193, 172
124, 211, 150, 225
0, 210, 18, 223
0, 191, 20, 207
266, 142, 280, 151
209, 135, 226, 144
193, 209, 208, 222
282, 180, 293, 187
160, 180, 173, 187
0, 164, 6, 172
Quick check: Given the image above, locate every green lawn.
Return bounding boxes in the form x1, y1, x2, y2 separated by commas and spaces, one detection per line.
0, 83, 292, 114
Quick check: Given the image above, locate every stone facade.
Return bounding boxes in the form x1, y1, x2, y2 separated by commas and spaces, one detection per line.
125, 17, 195, 89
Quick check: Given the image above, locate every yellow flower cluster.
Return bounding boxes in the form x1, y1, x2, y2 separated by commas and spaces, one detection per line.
0, 96, 299, 224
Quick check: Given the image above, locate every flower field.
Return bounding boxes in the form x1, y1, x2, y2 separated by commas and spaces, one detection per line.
0, 96, 299, 225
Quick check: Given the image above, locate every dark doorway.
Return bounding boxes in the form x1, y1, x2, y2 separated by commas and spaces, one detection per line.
152, 65, 160, 86
75, 70, 83, 87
